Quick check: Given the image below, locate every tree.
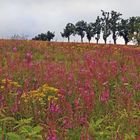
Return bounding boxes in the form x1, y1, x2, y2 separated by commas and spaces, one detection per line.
135, 17, 140, 45
11, 34, 28, 40
118, 19, 130, 45
61, 23, 75, 42
46, 31, 55, 41
133, 17, 140, 45
94, 16, 102, 44
110, 10, 122, 44
129, 17, 140, 45
75, 20, 87, 43
32, 31, 55, 41
32, 33, 47, 41
101, 10, 111, 44
85, 23, 95, 43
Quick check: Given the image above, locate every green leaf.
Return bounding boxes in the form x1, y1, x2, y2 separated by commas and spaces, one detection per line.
14, 118, 33, 129
0, 117, 15, 123
19, 125, 32, 134
7, 132, 21, 140
32, 126, 42, 134
31, 135, 43, 140
16, 118, 33, 125
95, 118, 104, 127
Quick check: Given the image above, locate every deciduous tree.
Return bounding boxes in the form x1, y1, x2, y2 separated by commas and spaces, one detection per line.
75, 20, 87, 43
110, 10, 122, 44
61, 23, 75, 42
118, 19, 130, 45
101, 10, 111, 44
85, 23, 95, 43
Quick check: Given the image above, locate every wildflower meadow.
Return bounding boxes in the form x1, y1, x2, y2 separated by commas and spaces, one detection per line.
0, 39, 140, 140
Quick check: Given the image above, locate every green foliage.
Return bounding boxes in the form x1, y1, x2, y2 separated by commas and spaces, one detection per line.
0, 116, 42, 140
85, 23, 95, 43
32, 31, 55, 41
88, 117, 113, 139
61, 23, 75, 42
7, 132, 21, 140
129, 16, 140, 45
75, 20, 87, 42
31, 10, 140, 45
110, 10, 122, 44
94, 16, 102, 44
67, 128, 82, 140
88, 107, 140, 140
1, 57, 7, 67
118, 19, 131, 45
14, 118, 33, 130
18, 125, 43, 140
0, 125, 43, 140
101, 10, 111, 44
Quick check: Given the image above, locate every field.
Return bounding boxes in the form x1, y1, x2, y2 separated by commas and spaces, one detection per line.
0, 40, 140, 140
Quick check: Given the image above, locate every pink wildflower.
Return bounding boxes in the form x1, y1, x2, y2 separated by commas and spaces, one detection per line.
50, 102, 60, 113
100, 89, 110, 103
13, 47, 17, 52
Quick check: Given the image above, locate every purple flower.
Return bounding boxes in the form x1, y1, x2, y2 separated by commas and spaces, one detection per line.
47, 135, 57, 140
26, 52, 32, 58
13, 47, 17, 52
63, 118, 72, 129
100, 89, 110, 103
50, 102, 59, 113
79, 116, 87, 125
26, 52, 32, 62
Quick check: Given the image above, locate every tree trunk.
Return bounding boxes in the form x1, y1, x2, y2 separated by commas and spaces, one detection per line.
113, 34, 116, 44
124, 36, 128, 45
96, 34, 100, 44
88, 39, 91, 43
96, 39, 99, 44
137, 40, 140, 46
68, 36, 70, 42
81, 37, 83, 43
104, 38, 107, 44
113, 39, 116, 44
125, 40, 128, 45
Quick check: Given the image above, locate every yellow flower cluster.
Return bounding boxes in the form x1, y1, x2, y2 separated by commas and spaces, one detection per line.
0, 85, 4, 90
1, 79, 21, 89
21, 83, 59, 102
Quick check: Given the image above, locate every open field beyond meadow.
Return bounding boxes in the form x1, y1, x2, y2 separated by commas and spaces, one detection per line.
0, 40, 140, 140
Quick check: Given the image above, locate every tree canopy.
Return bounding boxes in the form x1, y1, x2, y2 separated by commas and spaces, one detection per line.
32, 10, 140, 45
61, 23, 75, 42
32, 31, 55, 41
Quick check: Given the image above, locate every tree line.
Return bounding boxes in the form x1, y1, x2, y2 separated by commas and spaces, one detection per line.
32, 10, 140, 45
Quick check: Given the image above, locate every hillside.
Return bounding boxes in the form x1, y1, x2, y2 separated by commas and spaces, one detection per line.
0, 39, 140, 139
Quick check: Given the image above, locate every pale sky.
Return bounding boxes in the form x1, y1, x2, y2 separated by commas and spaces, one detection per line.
0, 0, 140, 43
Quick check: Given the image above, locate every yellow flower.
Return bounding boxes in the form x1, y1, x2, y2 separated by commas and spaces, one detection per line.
1, 79, 12, 84
0, 86, 4, 90
21, 93, 28, 98
54, 97, 58, 100
38, 92, 45, 98
1, 79, 21, 88
24, 99, 28, 103
1, 79, 6, 83
11, 82, 21, 87
48, 95, 58, 101
47, 87, 59, 93
21, 83, 59, 102
42, 84, 48, 89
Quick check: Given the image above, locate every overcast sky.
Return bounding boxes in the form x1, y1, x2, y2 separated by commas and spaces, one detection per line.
0, 0, 140, 43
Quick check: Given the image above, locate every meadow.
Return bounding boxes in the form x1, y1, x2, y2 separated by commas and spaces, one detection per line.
0, 40, 140, 140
